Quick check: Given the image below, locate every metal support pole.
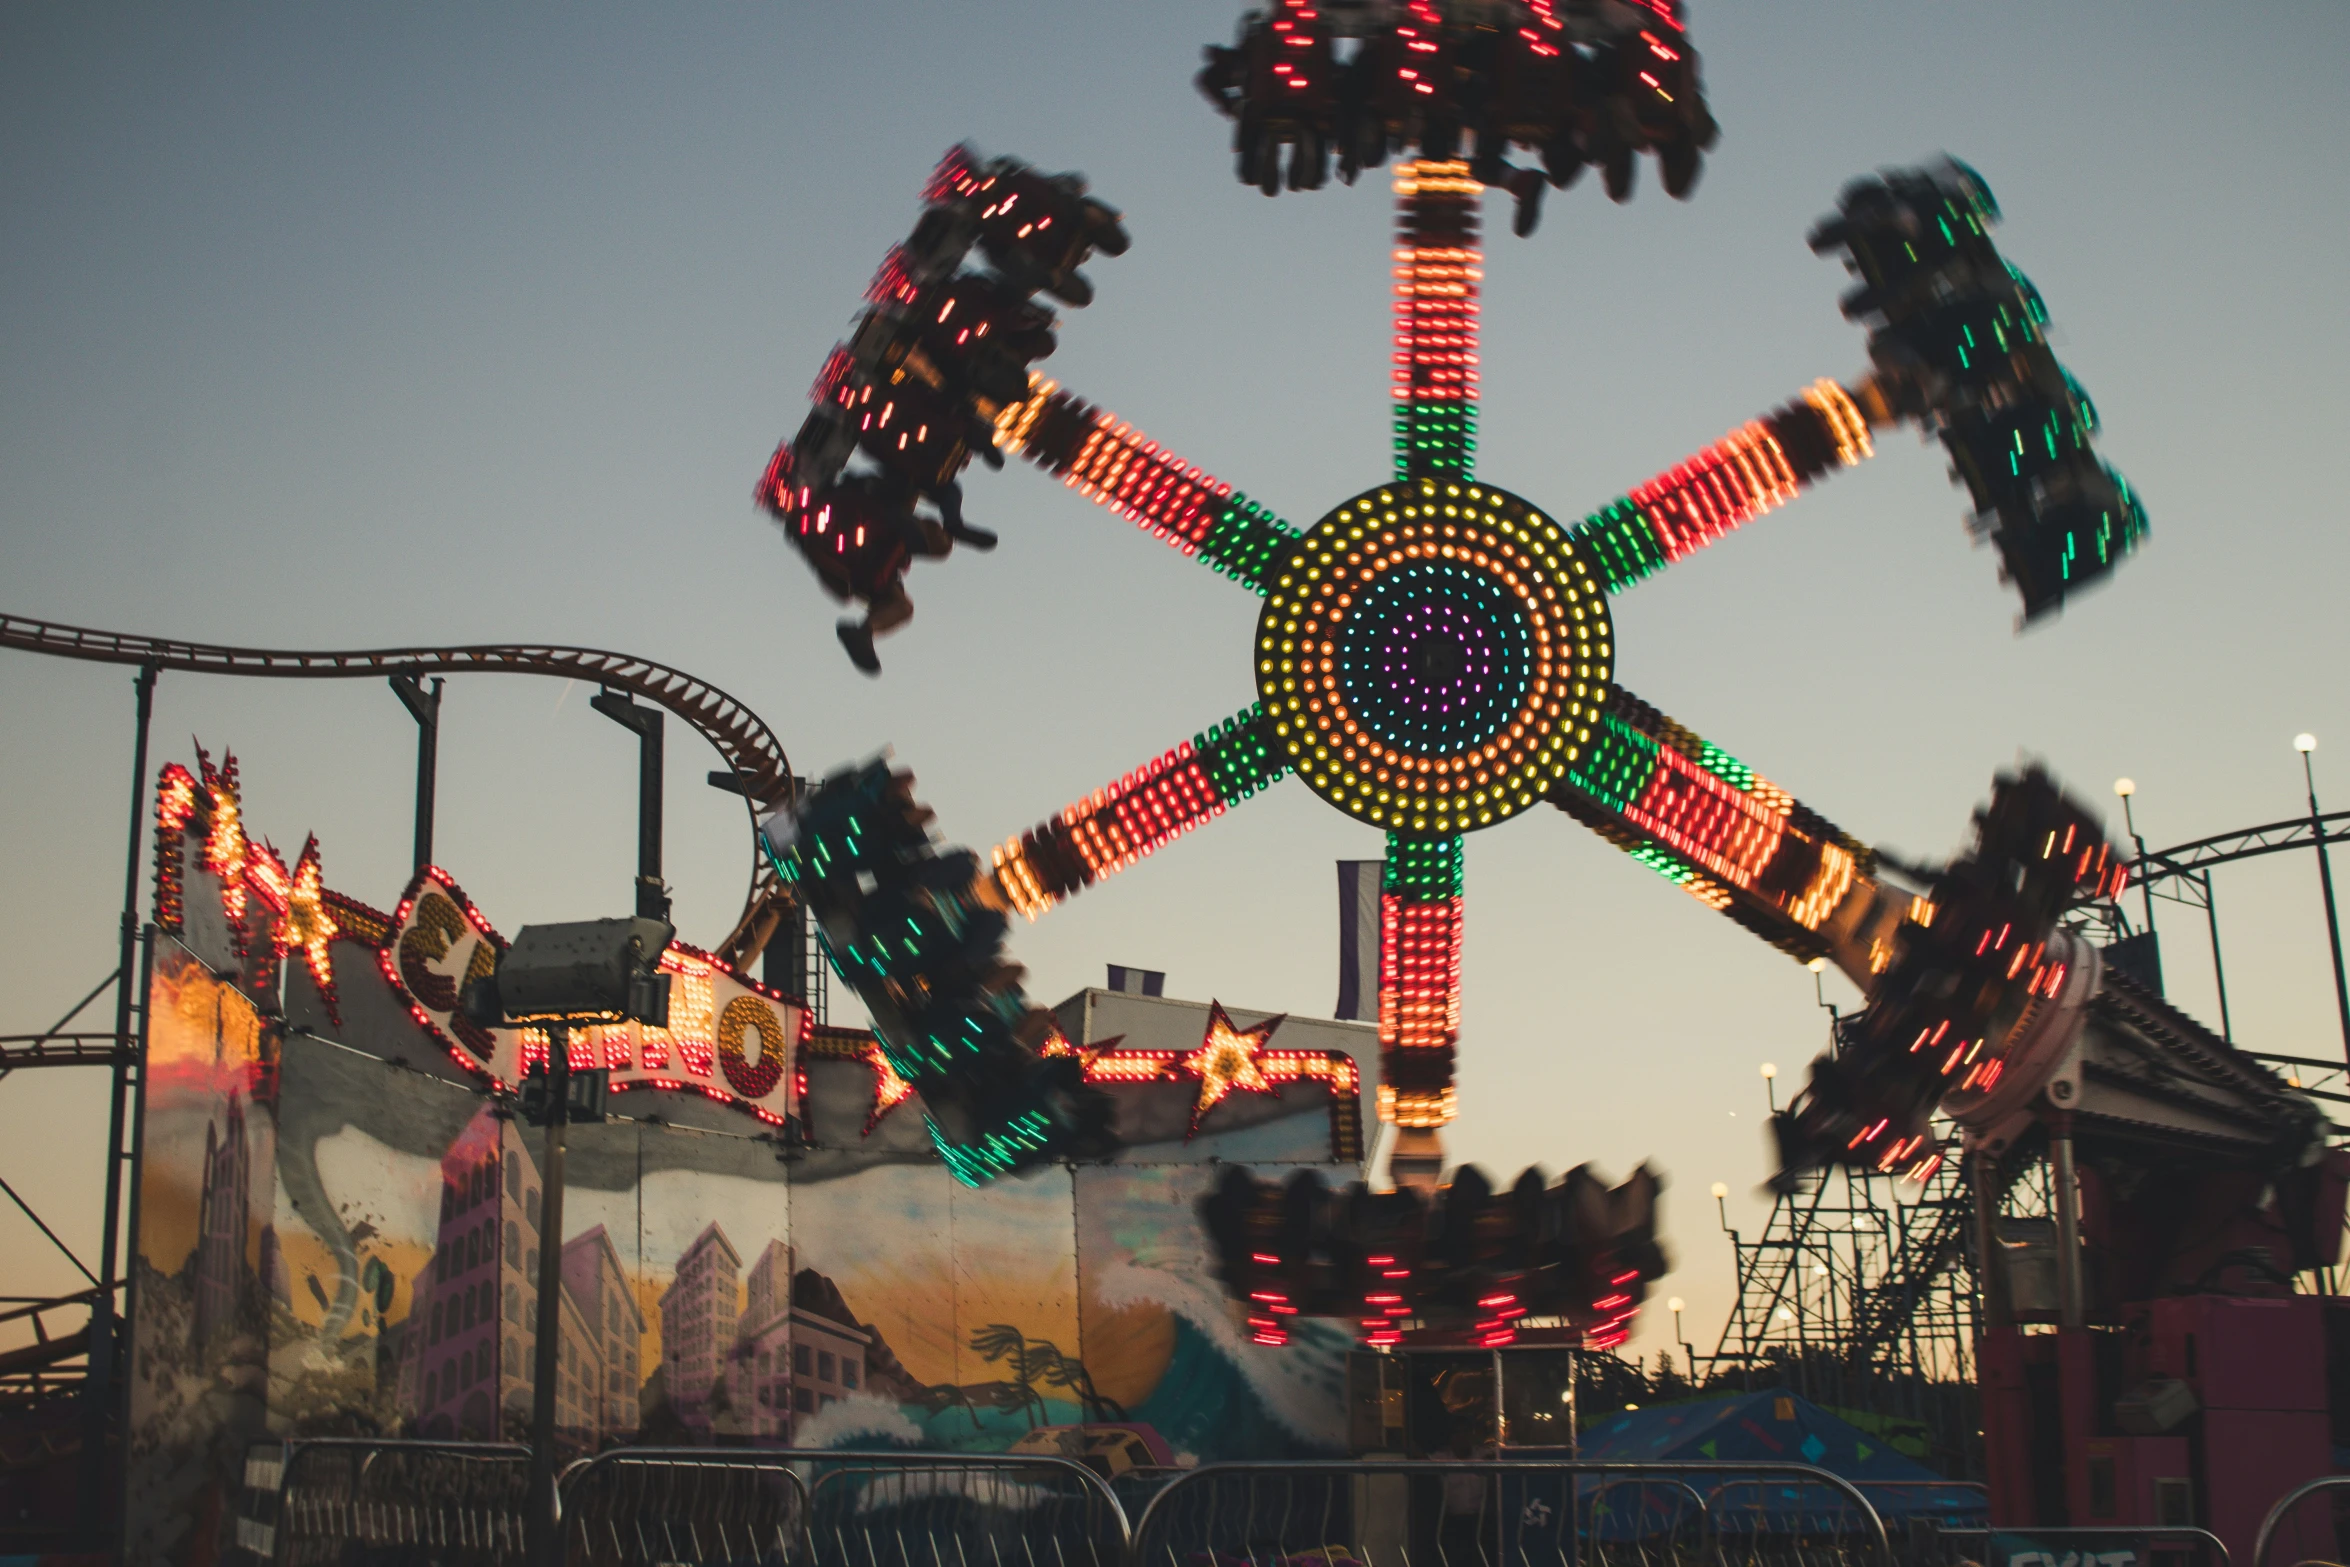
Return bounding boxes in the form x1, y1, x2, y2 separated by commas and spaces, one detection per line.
2049, 1118, 2085, 1331
526, 1024, 570, 1567
84, 661, 156, 1536
390, 675, 443, 870
591, 691, 667, 920
2300, 747, 2350, 1065
1970, 1150, 2012, 1332
2118, 792, 2158, 944
2201, 871, 2234, 1044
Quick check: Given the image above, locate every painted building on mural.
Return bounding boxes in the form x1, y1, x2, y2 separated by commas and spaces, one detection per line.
659, 1222, 741, 1434
563, 1226, 645, 1441
731, 1241, 795, 1441
191, 1093, 251, 1349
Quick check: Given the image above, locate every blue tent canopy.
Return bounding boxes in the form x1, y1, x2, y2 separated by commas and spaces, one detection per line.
1570, 1388, 1985, 1527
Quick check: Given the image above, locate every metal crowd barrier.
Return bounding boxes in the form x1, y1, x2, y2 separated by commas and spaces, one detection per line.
555, 1446, 1133, 1567
1917, 1525, 2230, 1567
1125, 1459, 1895, 1567
2255, 1475, 2350, 1567
1845, 1483, 1989, 1526
242, 1437, 532, 1567
242, 1445, 1916, 1567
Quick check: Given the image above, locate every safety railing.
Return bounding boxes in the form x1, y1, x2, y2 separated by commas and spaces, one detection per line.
1845, 1482, 1989, 1520
243, 1445, 1925, 1567
554, 1447, 810, 1567
1916, 1524, 2229, 1567
555, 1446, 1133, 1567
1127, 1460, 1894, 1567
245, 1437, 531, 1567
2255, 1475, 2350, 1567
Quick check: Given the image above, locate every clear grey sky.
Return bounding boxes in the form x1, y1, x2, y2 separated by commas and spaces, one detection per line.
5, 2, 2347, 1356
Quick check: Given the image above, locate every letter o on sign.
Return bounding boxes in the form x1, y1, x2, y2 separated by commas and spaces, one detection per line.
717, 995, 787, 1100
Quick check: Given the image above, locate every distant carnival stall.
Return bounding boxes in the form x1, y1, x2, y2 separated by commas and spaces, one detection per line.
125, 746, 1374, 1567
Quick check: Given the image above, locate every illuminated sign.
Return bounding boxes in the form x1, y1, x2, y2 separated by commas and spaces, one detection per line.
154, 747, 803, 1128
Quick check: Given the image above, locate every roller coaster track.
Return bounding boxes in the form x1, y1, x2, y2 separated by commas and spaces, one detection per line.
0, 613, 795, 943
0, 1036, 129, 1075
2134, 810, 2350, 882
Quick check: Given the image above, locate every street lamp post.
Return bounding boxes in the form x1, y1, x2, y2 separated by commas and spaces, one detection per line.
2295, 735, 2350, 1064
1668, 1295, 1697, 1387
2113, 778, 2159, 941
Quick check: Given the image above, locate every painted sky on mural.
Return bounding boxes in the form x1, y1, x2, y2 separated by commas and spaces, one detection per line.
4, 2, 2348, 1353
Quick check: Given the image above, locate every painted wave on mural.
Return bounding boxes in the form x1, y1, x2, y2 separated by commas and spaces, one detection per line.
1089, 1259, 1347, 1457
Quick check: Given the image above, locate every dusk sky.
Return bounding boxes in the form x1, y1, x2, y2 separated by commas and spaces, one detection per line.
5, 2, 2347, 1354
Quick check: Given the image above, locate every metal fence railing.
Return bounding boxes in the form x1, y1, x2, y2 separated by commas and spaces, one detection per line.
1919, 1525, 2230, 1567
242, 1445, 1950, 1567
1125, 1460, 1895, 1567
243, 1438, 532, 1567
2255, 1475, 2350, 1567
554, 1447, 810, 1567
555, 1447, 1133, 1567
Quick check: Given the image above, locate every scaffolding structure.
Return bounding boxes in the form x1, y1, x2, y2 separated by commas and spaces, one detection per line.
1696, 1117, 1996, 1474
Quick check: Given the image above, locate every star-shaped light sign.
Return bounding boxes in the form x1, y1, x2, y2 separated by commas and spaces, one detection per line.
244, 833, 344, 1023
865, 1043, 916, 1134
1181, 1000, 1287, 1138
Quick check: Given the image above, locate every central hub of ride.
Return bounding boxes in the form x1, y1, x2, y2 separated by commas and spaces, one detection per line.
1256, 478, 1615, 835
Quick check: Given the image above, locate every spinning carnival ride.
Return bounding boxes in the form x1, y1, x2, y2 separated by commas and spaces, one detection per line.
755, 2, 2168, 1347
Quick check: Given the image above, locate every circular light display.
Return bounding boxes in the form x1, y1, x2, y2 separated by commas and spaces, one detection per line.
1256, 478, 1614, 834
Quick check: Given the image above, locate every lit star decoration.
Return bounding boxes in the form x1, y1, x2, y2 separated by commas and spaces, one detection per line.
195, 745, 251, 951
246, 835, 342, 1026
1180, 1001, 1287, 1137
865, 1043, 916, 1133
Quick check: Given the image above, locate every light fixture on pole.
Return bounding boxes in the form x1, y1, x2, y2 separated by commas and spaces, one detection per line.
2109, 775, 2165, 991
1667, 1295, 1697, 1386
2292, 734, 2350, 1062
1760, 1061, 1777, 1113
464, 916, 673, 1567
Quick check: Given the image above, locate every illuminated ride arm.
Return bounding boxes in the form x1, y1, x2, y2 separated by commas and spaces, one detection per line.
1565, 377, 1884, 593
990, 378, 1303, 594
1545, 683, 1911, 987
984, 705, 1290, 919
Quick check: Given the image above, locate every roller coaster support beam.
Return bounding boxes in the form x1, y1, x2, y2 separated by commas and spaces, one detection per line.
86, 660, 156, 1541
390, 673, 443, 871
2298, 744, 2350, 1064
592, 689, 669, 921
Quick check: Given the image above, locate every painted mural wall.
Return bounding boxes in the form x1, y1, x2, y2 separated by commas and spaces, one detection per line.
246, 998, 1365, 1464
125, 745, 1373, 1524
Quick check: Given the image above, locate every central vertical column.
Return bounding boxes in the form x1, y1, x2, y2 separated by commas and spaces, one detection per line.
1392, 159, 1482, 481
1380, 833, 1464, 1191
1383, 160, 1481, 1189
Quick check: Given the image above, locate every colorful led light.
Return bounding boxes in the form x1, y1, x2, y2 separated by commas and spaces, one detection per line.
989, 706, 1291, 919
1568, 381, 1876, 594
1554, 689, 1878, 960
993, 376, 1303, 592
1180, 1001, 1286, 1136
1258, 480, 1612, 835
1392, 160, 1482, 482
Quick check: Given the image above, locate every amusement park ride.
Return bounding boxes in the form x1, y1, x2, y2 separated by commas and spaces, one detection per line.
743, 0, 2345, 1544
0, 1, 2343, 1556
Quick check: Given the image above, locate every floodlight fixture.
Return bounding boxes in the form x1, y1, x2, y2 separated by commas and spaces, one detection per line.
464, 917, 674, 1029
2113, 778, 2134, 798
2296, 733, 2318, 754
